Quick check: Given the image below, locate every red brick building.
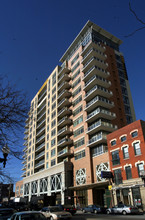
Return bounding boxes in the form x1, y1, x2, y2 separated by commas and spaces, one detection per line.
107, 120, 145, 210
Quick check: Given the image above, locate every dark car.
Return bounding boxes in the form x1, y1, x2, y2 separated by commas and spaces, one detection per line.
0, 208, 16, 220
82, 205, 106, 214
63, 205, 77, 215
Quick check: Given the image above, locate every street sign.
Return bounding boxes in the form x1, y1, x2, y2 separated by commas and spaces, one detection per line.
101, 171, 113, 179
108, 185, 112, 190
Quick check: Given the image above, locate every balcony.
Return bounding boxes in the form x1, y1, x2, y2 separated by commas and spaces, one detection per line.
87, 132, 107, 148
82, 56, 108, 73
24, 129, 29, 134
37, 96, 46, 109
37, 111, 46, 123
38, 90, 47, 105
84, 85, 112, 101
36, 127, 45, 137
58, 90, 71, 100
35, 142, 45, 152
23, 146, 28, 153
58, 81, 71, 92
87, 120, 117, 135
36, 134, 45, 145
21, 172, 26, 178
23, 141, 28, 146
35, 159, 45, 169
58, 62, 71, 78
81, 48, 107, 65
58, 73, 70, 84
85, 96, 114, 112
37, 102, 46, 115
58, 148, 73, 158
84, 75, 111, 92
21, 165, 26, 171
58, 138, 73, 148
37, 118, 45, 130
58, 126, 73, 137
86, 108, 116, 123
35, 150, 45, 160
24, 135, 28, 140
81, 41, 106, 56
58, 98, 71, 109
58, 116, 72, 127
58, 107, 72, 118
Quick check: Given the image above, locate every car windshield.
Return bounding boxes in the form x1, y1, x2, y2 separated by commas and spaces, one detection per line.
50, 207, 62, 212
21, 213, 46, 220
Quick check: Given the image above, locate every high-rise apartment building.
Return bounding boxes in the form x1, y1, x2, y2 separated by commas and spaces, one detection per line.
21, 21, 135, 207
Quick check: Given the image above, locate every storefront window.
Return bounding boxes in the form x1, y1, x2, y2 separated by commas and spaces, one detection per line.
132, 188, 142, 207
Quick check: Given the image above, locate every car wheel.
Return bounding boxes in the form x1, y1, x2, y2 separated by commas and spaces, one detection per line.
107, 210, 110, 215
122, 210, 127, 215
82, 209, 86, 213
50, 216, 54, 220
94, 210, 97, 214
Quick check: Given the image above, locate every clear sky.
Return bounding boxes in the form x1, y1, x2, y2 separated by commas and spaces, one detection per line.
0, 0, 145, 186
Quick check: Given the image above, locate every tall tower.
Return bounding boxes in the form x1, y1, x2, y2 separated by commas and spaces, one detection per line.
22, 21, 135, 206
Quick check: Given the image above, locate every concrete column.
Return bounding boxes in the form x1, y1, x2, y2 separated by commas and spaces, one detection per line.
120, 189, 124, 204
47, 176, 51, 196
61, 172, 65, 205
37, 179, 40, 196
113, 189, 117, 206
61, 191, 65, 205
88, 189, 93, 205
29, 182, 31, 202
129, 188, 133, 206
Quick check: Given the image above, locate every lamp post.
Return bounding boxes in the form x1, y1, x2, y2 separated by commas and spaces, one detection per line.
0, 144, 10, 168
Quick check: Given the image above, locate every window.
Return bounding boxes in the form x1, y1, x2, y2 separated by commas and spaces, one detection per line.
48, 101, 50, 107
73, 95, 82, 107
112, 150, 120, 166
72, 69, 80, 81
131, 131, 138, 138
75, 150, 85, 160
51, 119, 56, 128
72, 86, 81, 98
27, 163, 30, 169
52, 102, 56, 111
52, 94, 56, 103
48, 93, 50, 100
133, 142, 141, 155
51, 128, 56, 137
71, 53, 79, 66
48, 80, 50, 92
52, 86, 56, 95
137, 163, 144, 177
121, 136, 126, 142
74, 126, 84, 137
47, 134, 49, 141
51, 148, 56, 157
46, 152, 49, 160
51, 110, 56, 119
51, 159, 56, 167
92, 145, 105, 157
111, 140, 116, 146
47, 143, 49, 150
46, 162, 49, 168
52, 72, 56, 86
123, 146, 129, 159
73, 115, 83, 127
74, 137, 85, 149
51, 138, 56, 147
114, 169, 122, 185
73, 105, 83, 116
125, 166, 132, 179
71, 61, 80, 73
72, 77, 81, 89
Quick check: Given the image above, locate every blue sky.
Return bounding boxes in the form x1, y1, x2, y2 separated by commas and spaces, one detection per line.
0, 0, 145, 185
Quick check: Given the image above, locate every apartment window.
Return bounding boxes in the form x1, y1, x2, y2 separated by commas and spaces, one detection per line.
47, 125, 49, 132
71, 61, 80, 73
131, 131, 138, 138
121, 136, 126, 142
20, 185, 23, 194
72, 77, 81, 89
73, 95, 82, 107
137, 163, 144, 177
72, 69, 80, 81
52, 72, 56, 86
73, 115, 83, 127
92, 145, 104, 157
48, 101, 50, 107
111, 140, 116, 146
47, 117, 49, 123
123, 146, 129, 159
31, 161, 33, 167
51, 138, 56, 147
28, 155, 31, 162
51, 159, 56, 167
71, 53, 79, 66
112, 150, 120, 166
51, 110, 56, 119
27, 163, 30, 169
27, 171, 30, 176
114, 169, 122, 185
73, 105, 83, 117
51, 119, 56, 128
46, 162, 49, 168
47, 143, 49, 150
48, 109, 49, 115
48, 80, 50, 92
75, 150, 85, 160
51, 148, 56, 157
133, 142, 141, 155
74, 126, 84, 137
52, 94, 56, 103
47, 134, 49, 141
29, 141, 31, 147
125, 166, 132, 179
52, 102, 56, 111
72, 86, 81, 98
48, 93, 50, 100
51, 128, 56, 137
46, 152, 49, 160
52, 86, 56, 95
74, 137, 85, 149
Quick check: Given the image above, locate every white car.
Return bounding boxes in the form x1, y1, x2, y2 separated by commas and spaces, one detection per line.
41, 206, 72, 220
7, 211, 47, 220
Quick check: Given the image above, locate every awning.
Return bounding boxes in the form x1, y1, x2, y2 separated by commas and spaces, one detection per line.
69, 180, 109, 191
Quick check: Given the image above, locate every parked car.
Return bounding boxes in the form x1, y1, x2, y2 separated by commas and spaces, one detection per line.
0, 208, 16, 220
106, 204, 139, 215
63, 205, 77, 215
41, 206, 72, 220
82, 205, 106, 214
7, 211, 47, 220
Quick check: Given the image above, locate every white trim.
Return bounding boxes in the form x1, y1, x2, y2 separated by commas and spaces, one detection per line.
135, 161, 144, 167
110, 147, 120, 152
110, 138, 117, 144
121, 144, 129, 150
112, 166, 122, 170
131, 140, 140, 146
119, 134, 127, 140
124, 164, 132, 169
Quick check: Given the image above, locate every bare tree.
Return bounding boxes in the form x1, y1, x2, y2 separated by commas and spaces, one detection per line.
125, 1, 145, 37
0, 75, 29, 181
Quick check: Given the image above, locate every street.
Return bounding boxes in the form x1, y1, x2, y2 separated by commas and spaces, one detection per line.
71, 212, 145, 220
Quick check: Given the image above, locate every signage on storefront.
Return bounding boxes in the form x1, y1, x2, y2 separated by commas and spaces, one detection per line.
101, 171, 113, 178
108, 185, 112, 190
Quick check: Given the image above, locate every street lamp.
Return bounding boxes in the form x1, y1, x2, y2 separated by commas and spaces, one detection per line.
0, 144, 10, 168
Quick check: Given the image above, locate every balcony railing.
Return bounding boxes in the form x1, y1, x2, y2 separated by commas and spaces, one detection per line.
83, 65, 110, 80
87, 132, 107, 146
82, 48, 107, 63
36, 127, 45, 137
84, 75, 111, 89
35, 159, 45, 168
85, 85, 112, 99
36, 142, 45, 152
81, 41, 106, 56
35, 150, 45, 160
58, 148, 68, 156
85, 96, 114, 110
86, 108, 116, 121
36, 134, 45, 144
87, 120, 117, 133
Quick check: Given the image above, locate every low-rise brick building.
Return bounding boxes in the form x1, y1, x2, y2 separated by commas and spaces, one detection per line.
107, 120, 145, 210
